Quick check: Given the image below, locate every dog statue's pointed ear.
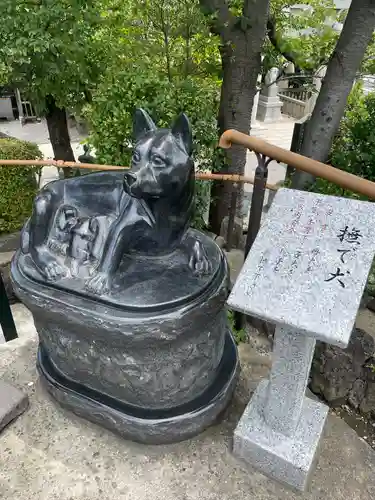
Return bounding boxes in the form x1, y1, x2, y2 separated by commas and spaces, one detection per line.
133, 108, 157, 141
171, 113, 192, 156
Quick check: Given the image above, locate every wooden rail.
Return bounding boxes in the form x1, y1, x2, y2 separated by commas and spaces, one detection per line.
219, 129, 375, 200
0, 158, 278, 191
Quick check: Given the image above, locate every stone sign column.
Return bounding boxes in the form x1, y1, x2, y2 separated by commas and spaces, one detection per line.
264, 327, 316, 436
227, 188, 375, 491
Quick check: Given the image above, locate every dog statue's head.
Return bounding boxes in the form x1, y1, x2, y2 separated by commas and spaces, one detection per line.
123, 109, 194, 200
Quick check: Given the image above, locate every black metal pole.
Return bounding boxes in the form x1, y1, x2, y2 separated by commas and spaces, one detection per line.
226, 182, 238, 252
0, 272, 18, 342
234, 154, 270, 331
244, 154, 270, 257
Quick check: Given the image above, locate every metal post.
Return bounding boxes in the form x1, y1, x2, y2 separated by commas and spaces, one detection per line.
226, 182, 238, 252
0, 272, 18, 342
234, 154, 271, 331
245, 153, 271, 257
14, 88, 24, 124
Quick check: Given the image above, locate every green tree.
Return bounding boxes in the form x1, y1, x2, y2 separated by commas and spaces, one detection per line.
266, 0, 339, 74
0, 0, 103, 172
197, 0, 340, 233
292, 0, 375, 189
95, 0, 221, 81
198, 0, 271, 233
84, 0, 221, 227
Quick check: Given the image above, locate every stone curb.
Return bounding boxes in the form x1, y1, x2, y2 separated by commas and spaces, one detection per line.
0, 380, 29, 433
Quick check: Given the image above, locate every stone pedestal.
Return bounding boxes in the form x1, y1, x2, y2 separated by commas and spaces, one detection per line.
256, 94, 283, 123
256, 68, 283, 123
228, 188, 375, 491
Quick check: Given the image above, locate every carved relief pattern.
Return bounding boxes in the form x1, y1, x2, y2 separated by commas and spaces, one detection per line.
37, 311, 227, 409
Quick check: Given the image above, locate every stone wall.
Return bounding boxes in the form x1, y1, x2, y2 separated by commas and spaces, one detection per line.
310, 327, 375, 416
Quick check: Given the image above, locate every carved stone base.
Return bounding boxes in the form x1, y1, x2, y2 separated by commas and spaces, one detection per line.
37, 333, 239, 444
256, 95, 283, 123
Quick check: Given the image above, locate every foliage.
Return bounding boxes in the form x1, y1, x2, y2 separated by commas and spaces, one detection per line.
0, 0, 104, 112
94, 0, 220, 82
84, 0, 225, 229
264, 0, 340, 75
307, 83, 373, 199
0, 139, 42, 234
132, 0, 220, 80
361, 32, 375, 75
85, 67, 220, 229
227, 309, 247, 344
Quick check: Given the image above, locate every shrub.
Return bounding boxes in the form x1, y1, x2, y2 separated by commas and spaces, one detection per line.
307, 83, 373, 199
85, 66, 221, 229
0, 138, 42, 234
227, 309, 248, 344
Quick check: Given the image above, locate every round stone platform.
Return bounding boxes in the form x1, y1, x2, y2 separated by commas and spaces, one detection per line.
36, 331, 239, 445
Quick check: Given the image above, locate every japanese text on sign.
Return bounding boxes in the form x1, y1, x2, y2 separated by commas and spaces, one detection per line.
325, 226, 362, 288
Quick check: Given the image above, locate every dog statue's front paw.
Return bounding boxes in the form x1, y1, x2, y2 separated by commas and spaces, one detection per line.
85, 272, 111, 295
44, 261, 67, 281
189, 240, 212, 276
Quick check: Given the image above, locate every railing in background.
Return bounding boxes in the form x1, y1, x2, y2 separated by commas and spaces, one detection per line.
15, 89, 38, 125
278, 87, 314, 120
361, 74, 375, 95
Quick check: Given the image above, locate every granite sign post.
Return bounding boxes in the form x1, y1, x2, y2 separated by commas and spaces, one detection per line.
227, 188, 375, 491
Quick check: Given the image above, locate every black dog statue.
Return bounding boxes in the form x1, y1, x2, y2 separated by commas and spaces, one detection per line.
11, 108, 239, 445
20, 109, 211, 295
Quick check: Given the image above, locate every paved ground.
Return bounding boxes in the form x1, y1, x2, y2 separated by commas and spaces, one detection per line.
245, 117, 295, 191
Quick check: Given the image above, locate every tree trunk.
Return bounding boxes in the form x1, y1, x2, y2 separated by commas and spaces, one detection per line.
45, 95, 76, 178
201, 0, 270, 234
292, 0, 375, 189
